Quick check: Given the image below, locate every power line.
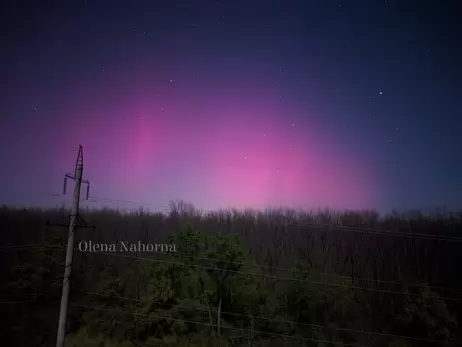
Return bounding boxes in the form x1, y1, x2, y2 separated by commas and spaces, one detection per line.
288, 222, 462, 242
0, 291, 456, 345
88, 251, 462, 301
55, 193, 462, 242
86, 196, 170, 210
3, 243, 462, 295
52, 193, 170, 210
1, 293, 459, 344
46, 192, 462, 242
71, 303, 368, 347
158, 252, 462, 293
51, 193, 170, 211
0, 300, 45, 305
0, 244, 64, 251
81, 291, 460, 345
0, 297, 457, 345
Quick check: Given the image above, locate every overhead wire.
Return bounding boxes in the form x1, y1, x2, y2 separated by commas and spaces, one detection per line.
2, 244, 461, 344
0, 293, 458, 345
152, 252, 462, 293
51, 192, 462, 242
4, 197, 462, 304
1, 243, 462, 295
0, 295, 457, 345
80, 291, 460, 345
71, 303, 369, 347
49, 192, 462, 240
86, 196, 170, 210
87, 250, 462, 301
0, 244, 64, 251
288, 222, 462, 242
0, 300, 46, 305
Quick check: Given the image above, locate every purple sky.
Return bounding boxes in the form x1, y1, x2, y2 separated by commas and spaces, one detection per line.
1, 0, 461, 214
52, 82, 374, 212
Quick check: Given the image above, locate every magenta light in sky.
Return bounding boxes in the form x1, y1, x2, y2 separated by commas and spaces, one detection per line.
1, 0, 460, 214
54, 77, 376, 212
203, 104, 374, 211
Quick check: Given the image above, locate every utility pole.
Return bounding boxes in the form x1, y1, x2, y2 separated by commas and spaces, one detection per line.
56, 145, 90, 347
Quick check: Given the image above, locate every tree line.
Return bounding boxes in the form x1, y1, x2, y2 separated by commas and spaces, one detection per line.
1, 201, 462, 346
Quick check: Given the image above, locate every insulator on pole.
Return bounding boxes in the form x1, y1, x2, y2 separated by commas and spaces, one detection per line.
63, 176, 67, 195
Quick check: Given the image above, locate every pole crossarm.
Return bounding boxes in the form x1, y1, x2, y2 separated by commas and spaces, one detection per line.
63, 176, 90, 200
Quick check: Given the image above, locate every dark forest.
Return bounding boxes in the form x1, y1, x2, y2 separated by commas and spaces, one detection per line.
2, 201, 461, 346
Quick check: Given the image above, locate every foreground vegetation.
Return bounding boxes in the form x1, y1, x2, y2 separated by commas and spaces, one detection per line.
1, 201, 462, 346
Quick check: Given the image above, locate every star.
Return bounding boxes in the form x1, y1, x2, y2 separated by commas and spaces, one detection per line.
169, 79, 173, 83
379, 91, 383, 95
292, 123, 295, 127
33, 108, 37, 111
395, 127, 400, 131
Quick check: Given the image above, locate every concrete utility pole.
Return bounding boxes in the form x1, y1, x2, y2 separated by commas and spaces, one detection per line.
56, 145, 90, 347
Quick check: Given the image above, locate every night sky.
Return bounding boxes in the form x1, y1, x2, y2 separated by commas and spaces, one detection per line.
1, 0, 461, 214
